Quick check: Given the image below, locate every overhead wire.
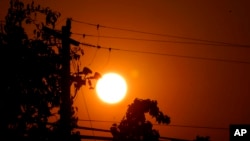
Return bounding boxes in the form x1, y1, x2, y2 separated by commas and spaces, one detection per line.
80, 85, 96, 139
71, 58, 80, 100
79, 42, 250, 65
70, 19, 250, 65
71, 19, 250, 47
66, 124, 194, 141
78, 119, 229, 131
55, 17, 67, 26
71, 58, 96, 138
86, 24, 101, 67
72, 33, 250, 48
87, 46, 99, 67
101, 47, 111, 71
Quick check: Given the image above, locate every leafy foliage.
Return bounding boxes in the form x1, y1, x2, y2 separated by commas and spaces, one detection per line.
0, 1, 98, 140
110, 98, 170, 141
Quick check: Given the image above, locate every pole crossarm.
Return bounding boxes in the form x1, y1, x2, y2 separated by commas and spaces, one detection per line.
42, 26, 80, 46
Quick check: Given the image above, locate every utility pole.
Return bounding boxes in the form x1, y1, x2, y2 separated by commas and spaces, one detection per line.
60, 18, 72, 141
43, 18, 79, 141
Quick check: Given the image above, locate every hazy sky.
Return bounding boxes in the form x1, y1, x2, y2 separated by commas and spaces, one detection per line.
1, 0, 250, 141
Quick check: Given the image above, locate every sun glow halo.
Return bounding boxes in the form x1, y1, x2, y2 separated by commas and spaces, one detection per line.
96, 73, 127, 104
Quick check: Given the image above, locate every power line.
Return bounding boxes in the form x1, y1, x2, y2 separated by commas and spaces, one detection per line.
75, 125, 110, 132
79, 134, 192, 141
78, 119, 228, 131
80, 83, 96, 138
71, 58, 96, 138
71, 19, 250, 47
46, 122, 191, 141
76, 125, 192, 141
80, 42, 250, 65
166, 124, 228, 131
72, 33, 250, 48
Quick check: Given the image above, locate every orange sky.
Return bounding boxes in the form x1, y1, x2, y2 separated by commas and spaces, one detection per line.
1, 0, 250, 141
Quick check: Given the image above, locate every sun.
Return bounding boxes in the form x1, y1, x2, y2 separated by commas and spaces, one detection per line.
96, 72, 127, 104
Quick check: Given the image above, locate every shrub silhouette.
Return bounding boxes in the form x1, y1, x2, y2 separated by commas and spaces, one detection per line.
110, 98, 170, 141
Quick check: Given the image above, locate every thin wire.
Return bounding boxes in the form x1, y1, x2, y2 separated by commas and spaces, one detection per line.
78, 119, 228, 130
96, 24, 100, 46
80, 42, 250, 65
86, 25, 101, 67
165, 124, 228, 130
72, 33, 250, 48
55, 17, 67, 26
101, 48, 111, 71
71, 59, 79, 100
75, 125, 192, 141
70, 48, 95, 138
71, 58, 95, 138
71, 19, 250, 47
80, 88, 96, 138
87, 47, 99, 67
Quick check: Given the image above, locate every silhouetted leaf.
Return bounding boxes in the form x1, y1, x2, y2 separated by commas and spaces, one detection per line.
111, 98, 170, 141
0, 1, 80, 140
82, 67, 92, 75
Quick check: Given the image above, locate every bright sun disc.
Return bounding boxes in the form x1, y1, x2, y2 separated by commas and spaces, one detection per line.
96, 73, 127, 104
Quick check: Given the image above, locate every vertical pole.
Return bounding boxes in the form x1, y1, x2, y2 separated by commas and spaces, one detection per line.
60, 18, 71, 141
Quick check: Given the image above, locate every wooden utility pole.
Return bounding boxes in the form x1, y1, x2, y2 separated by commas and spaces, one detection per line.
43, 18, 79, 141
60, 18, 71, 141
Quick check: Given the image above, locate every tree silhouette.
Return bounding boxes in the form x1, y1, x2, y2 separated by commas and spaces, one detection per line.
0, 1, 98, 140
110, 98, 171, 141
